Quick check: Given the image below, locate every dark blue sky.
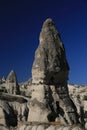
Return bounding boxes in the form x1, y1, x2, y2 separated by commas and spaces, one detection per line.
0, 0, 87, 84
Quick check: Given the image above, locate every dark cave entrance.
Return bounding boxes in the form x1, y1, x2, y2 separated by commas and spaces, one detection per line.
4, 108, 18, 127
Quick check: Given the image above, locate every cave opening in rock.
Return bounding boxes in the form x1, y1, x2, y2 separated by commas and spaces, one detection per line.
3, 108, 18, 127
47, 112, 57, 122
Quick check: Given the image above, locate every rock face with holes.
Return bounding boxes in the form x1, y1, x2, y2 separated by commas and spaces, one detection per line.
28, 18, 79, 124
6, 70, 20, 94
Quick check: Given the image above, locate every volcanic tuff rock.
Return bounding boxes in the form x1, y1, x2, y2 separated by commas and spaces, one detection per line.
0, 18, 85, 130
0, 93, 29, 127
17, 124, 83, 130
28, 18, 79, 124
6, 70, 20, 94
32, 18, 69, 84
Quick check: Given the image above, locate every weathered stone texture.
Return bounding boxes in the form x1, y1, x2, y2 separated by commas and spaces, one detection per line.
6, 70, 20, 94
28, 18, 79, 124
32, 18, 69, 84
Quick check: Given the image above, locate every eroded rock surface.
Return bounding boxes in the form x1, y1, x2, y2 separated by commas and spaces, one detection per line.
28, 18, 79, 124
32, 18, 69, 84
0, 93, 29, 127
0, 18, 83, 129
17, 124, 83, 130
6, 70, 20, 94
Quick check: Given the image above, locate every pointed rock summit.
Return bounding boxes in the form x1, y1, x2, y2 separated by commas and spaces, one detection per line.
32, 18, 69, 84
6, 70, 18, 83
6, 70, 20, 94
29, 19, 79, 124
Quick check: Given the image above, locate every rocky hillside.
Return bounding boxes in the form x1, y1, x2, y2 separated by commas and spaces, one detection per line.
0, 18, 86, 130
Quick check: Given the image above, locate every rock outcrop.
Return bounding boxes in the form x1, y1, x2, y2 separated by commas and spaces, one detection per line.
28, 18, 79, 124
0, 93, 29, 127
6, 70, 20, 94
32, 18, 69, 84
17, 124, 83, 130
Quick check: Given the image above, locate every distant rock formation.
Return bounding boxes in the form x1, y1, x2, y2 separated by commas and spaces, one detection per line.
29, 18, 79, 124
0, 70, 29, 128
6, 70, 20, 94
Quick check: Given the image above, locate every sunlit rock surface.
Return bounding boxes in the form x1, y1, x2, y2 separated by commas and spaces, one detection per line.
29, 18, 79, 124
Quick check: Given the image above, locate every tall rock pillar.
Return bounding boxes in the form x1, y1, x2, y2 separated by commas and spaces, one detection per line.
29, 18, 79, 124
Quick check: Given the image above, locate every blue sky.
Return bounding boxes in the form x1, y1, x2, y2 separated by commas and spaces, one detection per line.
0, 0, 87, 84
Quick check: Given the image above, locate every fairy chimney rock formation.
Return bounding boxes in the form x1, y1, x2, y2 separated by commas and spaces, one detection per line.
29, 19, 79, 124
6, 70, 20, 94
32, 18, 69, 84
